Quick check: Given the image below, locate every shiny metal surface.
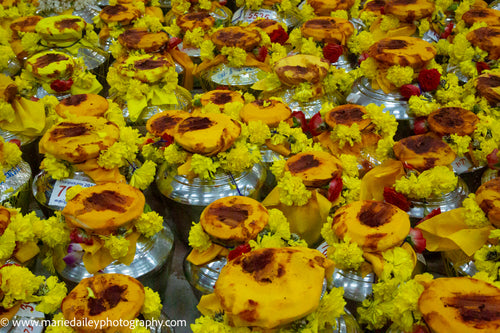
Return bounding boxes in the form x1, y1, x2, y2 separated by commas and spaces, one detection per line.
231, 7, 300, 28
443, 250, 478, 277
58, 225, 175, 294
200, 63, 268, 92
76, 47, 108, 71
32, 170, 95, 211
335, 309, 362, 333
492, 0, 500, 10
408, 176, 469, 221
1, 161, 32, 211
156, 163, 266, 242
120, 86, 192, 126
0, 129, 35, 147
260, 88, 341, 119
334, 54, 354, 72
184, 255, 227, 298
347, 77, 411, 120
2, 58, 21, 76
331, 268, 375, 303
481, 168, 499, 184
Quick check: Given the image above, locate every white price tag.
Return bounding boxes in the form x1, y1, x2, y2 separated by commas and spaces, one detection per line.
452, 156, 473, 174
48, 179, 94, 208
7, 303, 44, 333
242, 9, 277, 22
316, 242, 329, 258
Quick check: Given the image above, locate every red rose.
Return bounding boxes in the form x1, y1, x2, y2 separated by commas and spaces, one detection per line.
383, 187, 411, 211
291, 111, 308, 132
418, 68, 441, 92
413, 116, 428, 135
256, 46, 268, 62
50, 78, 73, 92
406, 228, 426, 253
308, 112, 326, 136
327, 177, 343, 202
416, 207, 441, 225
323, 44, 343, 64
476, 61, 490, 75
228, 243, 251, 261
269, 26, 289, 45
400, 84, 421, 100
440, 22, 454, 39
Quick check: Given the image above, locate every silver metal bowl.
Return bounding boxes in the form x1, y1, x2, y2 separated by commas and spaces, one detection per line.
481, 168, 499, 184
442, 249, 477, 277
184, 255, 227, 299
57, 224, 175, 295
156, 163, 266, 243
1, 161, 32, 213
408, 176, 469, 222
199, 62, 268, 93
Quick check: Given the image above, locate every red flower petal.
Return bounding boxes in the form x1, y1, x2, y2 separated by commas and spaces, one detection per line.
291, 111, 308, 132
168, 37, 182, 50
269, 26, 289, 45
476, 61, 490, 75
227, 243, 251, 261
323, 44, 343, 64
400, 84, 421, 100
308, 112, 325, 136
256, 46, 268, 62
383, 187, 411, 211
413, 117, 428, 135
50, 78, 74, 92
416, 207, 442, 225
407, 228, 426, 253
418, 69, 441, 92
327, 177, 343, 202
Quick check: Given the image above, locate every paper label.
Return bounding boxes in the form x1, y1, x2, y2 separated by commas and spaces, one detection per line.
316, 242, 329, 258
232, 8, 277, 24
1, 165, 22, 184
452, 156, 473, 174
48, 179, 94, 208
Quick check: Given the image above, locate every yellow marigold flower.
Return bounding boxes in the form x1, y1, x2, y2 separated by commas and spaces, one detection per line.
269, 43, 287, 65
277, 171, 311, 206
459, 60, 477, 78
0, 228, 16, 261
389, 279, 425, 332
408, 95, 439, 117
360, 11, 378, 26
141, 287, 162, 320
36, 276, 67, 314
221, 142, 261, 174
243, 92, 255, 103
184, 27, 205, 48
331, 123, 362, 148
395, 166, 458, 199
425, 58, 444, 74
375, 137, 395, 162
105, 101, 126, 127
0, 45, 14, 70
288, 29, 303, 50
386, 65, 414, 88
199, 0, 212, 10
135, 211, 164, 238
473, 271, 500, 289
342, 175, 361, 204
447, 134, 471, 156
322, 217, 338, 245
40, 155, 71, 180
380, 15, 400, 32
360, 57, 378, 80
270, 156, 286, 179
191, 315, 230, 332
331, 10, 348, 19
188, 221, 211, 251
172, 0, 191, 13
364, 103, 397, 138
8, 211, 38, 243
247, 121, 271, 145
1, 138, 22, 168
163, 144, 187, 166
418, 20, 430, 37
46, 313, 74, 333
299, 3, 316, 21
463, 193, 489, 228
0, 100, 15, 123
200, 40, 215, 62
267, 209, 291, 240
221, 46, 247, 68
65, 185, 84, 202
130, 160, 157, 190
223, 101, 243, 120
21, 32, 41, 54
133, 15, 163, 32
190, 154, 220, 180
474, 244, 500, 279
249, 233, 286, 249
165, 19, 181, 37
340, 154, 359, 178
312, 287, 346, 329
328, 236, 365, 270
33, 212, 69, 248
103, 235, 130, 259
293, 82, 315, 102
0, 265, 45, 309
300, 37, 322, 57
381, 246, 414, 281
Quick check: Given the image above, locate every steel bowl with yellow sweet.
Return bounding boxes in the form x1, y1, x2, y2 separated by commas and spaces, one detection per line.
60, 183, 155, 273
393, 133, 456, 171
467, 26, 500, 60
316, 104, 382, 161
35, 15, 86, 47
186, 196, 269, 266
192, 247, 348, 332
117, 27, 169, 53
418, 277, 500, 333
59, 273, 162, 332
195, 89, 245, 113
38, 117, 126, 183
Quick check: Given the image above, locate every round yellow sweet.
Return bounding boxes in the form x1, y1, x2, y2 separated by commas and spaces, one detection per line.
384, 0, 435, 22
215, 247, 333, 329
467, 27, 500, 60
369, 36, 436, 69
25, 50, 75, 80
174, 113, 241, 156
301, 16, 354, 45
284, 151, 342, 187
39, 116, 120, 164
35, 15, 86, 44
146, 110, 190, 137
55, 94, 109, 118
239, 99, 291, 127
116, 54, 172, 83
476, 72, 500, 106
62, 183, 145, 235
331, 200, 410, 252
419, 277, 500, 333
427, 107, 479, 137
118, 28, 169, 52
211, 26, 261, 51
200, 196, 269, 244
475, 178, 500, 228
274, 54, 330, 86
99, 4, 141, 25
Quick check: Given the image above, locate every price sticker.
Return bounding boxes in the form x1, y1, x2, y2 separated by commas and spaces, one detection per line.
316, 242, 329, 258
48, 179, 94, 208
452, 156, 473, 175
7, 303, 44, 333
242, 9, 277, 22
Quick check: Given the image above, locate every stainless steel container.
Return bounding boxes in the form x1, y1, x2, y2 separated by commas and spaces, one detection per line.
2, 58, 21, 77
57, 224, 175, 296
335, 310, 362, 333
1, 161, 32, 213
260, 88, 342, 119
184, 255, 227, 299
442, 249, 477, 277
32, 170, 95, 214
156, 163, 266, 243
199, 63, 268, 93
408, 176, 469, 223
231, 6, 300, 29
347, 77, 412, 139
